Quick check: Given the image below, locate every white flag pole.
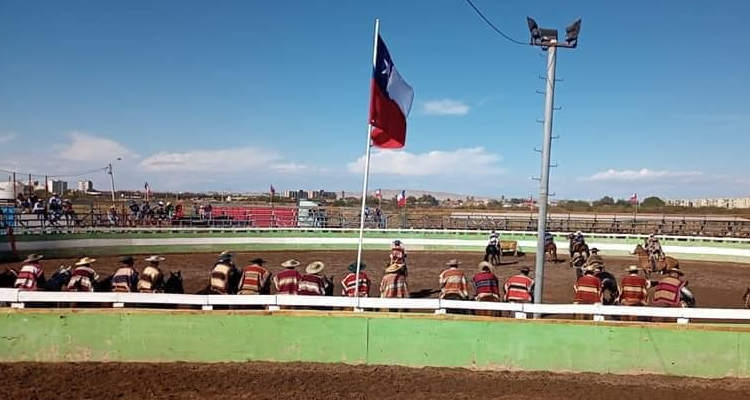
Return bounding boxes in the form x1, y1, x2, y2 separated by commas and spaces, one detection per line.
354, 18, 380, 302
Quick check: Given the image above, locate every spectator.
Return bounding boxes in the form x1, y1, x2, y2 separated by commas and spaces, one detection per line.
16, 194, 30, 213
32, 198, 46, 221
204, 203, 213, 220
107, 206, 119, 226
166, 202, 175, 219
62, 199, 76, 225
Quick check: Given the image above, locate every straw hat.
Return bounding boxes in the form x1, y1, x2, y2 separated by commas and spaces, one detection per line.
145, 255, 165, 263
385, 263, 404, 273
477, 261, 493, 272
305, 261, 325, 274
281, 259, 301, 269
75, 257, 97, 266
583, 264, 596, 272
625, 265, 639, 273
348, 262, 366, 273
22, 254, 44, 263
445, 259, 461, 267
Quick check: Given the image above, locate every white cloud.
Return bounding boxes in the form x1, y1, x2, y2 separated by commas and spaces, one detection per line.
0, 132, 17, 144
271, 163, 320, 174
584, 168, 705, 182
347, 147, 504, 176
141, 147, 281, 172
422, 99, 470, 116
59, 132, 138, 162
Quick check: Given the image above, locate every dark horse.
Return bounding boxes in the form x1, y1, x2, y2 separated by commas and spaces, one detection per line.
595, 270, 619, 306
484, 244, 501, 266
164, 271, 184, 294
44, 265, 72, 291
0, 267, 17, 288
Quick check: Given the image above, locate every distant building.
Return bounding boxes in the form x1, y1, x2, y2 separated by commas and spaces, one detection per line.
284, 189, 337, 201
666, 197, 750, 209
46, 180, 68, 194
78, 180, 94, 192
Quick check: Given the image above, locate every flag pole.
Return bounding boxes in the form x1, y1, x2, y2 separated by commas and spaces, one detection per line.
354, 18, 380, 302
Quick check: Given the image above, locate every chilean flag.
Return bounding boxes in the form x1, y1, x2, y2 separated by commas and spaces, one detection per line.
629, 193, 638, 205
396, 190, 406, 207
375, 188, 382, 199
369, 35, 414, 149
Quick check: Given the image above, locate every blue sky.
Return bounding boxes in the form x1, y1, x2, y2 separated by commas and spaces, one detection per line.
1, 0, 749, 200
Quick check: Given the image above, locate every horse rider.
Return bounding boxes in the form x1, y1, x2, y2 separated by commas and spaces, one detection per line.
67, 257, 100, 292
586, 247, 604, 267
570, 231, 586, 251
646, 234, 665, 271
273, 259, 302, 295
14, 254, 46, 291
488, 230, 500, 247
298, 261, 332, 296
390, 239, 407, 265
380, 263, 408, 298
209, 252, 239, 294
111, 256, 140, 293
237, 258, 273, 295
472, 261, 501, 302
341, 262, 371, 297
438, 259, 469, 300
573, 264, 602, 304
651, 265, 687, 308
137, 255, 166, 293
503, 266, 534, 303
544, 230, 554, 246
618, 265, 649, 307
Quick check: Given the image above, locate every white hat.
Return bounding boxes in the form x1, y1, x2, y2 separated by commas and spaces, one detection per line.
145, 255, 165, 263
281, 259, 301, 268
74, 257, 97, 266
305, 261, 325, 274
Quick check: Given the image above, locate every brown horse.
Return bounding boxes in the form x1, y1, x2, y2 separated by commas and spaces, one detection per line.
567, 234, 590, 259
743, 287, 750, 309
631, 244, 678, 274
545, 241, 558, 262
474, 295, 500, 317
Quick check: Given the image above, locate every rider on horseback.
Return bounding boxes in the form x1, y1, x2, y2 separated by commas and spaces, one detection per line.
209, 252, 240, 294
488, 230, 500, 247
544, 230, 554, 245
646, 234, 665, 271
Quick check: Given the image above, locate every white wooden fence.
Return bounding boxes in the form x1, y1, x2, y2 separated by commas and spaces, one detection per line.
3, 288, 750, 324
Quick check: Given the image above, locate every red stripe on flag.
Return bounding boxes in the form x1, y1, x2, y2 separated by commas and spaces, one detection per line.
369, 80, 407, 149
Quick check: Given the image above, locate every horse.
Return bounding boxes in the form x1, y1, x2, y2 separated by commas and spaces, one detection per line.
571, 254, 587, 279
474, 295, 500, 317
0, 267, 17, 288
595, 270, 619, 306
164, 271, 184, 294
631, 244, 679, 274
567, 234, 590, 259
94, 274, 113, 292
743, 287, 750, 309
44, 266, 72, 291
324, 276, 335, 296
484, 244, 501, 266
545, 241, 558, 262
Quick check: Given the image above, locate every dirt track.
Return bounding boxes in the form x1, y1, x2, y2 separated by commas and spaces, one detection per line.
2, 362, 749, 400
9, 250, 750, 308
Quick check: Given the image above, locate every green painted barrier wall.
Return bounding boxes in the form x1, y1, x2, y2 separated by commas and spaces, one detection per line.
1, 310, 749, 378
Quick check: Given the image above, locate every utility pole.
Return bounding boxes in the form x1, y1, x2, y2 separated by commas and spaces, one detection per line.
108, 163, 116, 204
526, 17, 582, 312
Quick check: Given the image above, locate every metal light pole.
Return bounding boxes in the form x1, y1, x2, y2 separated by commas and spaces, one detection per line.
527, 17, 581, 311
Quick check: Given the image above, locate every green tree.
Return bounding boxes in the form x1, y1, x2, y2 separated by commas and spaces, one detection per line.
641, 196, 665, 207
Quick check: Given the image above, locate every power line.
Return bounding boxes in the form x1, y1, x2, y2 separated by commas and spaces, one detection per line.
0, 165, 108, 179
463, 0, 529, 46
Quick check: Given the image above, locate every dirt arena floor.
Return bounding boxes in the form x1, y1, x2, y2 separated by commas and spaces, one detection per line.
2, 362, 750, 400
7, 250, 750, 308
